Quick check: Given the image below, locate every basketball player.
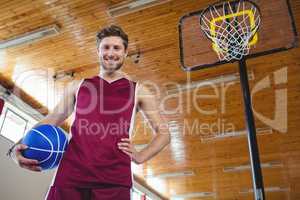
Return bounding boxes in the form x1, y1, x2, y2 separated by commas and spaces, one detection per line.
8, 25, 170, 200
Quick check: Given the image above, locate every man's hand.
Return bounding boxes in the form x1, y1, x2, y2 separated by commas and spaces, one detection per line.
118, 138, 144, 164
14, 144, 42, 172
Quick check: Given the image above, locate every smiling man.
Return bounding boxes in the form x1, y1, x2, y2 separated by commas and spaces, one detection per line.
10, 25, 170, 200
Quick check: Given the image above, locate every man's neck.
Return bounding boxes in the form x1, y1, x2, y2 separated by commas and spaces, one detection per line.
99, 70, 123, 80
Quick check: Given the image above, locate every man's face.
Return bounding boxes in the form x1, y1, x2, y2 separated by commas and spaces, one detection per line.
98, 36, 127, 73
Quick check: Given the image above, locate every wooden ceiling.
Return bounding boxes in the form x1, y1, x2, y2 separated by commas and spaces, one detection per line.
1, 0, 300, 199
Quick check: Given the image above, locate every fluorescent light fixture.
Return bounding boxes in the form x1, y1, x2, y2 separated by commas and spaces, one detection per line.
107, 0, 171, 17
240, 187, 290, 194
146, 170, 194, 179
0, 24, 60, 49
0, 86, 43, 121
201, 127, 272, 142
167, 70, 254, 95
223, 161, 283, 172
171, 192, 215, 200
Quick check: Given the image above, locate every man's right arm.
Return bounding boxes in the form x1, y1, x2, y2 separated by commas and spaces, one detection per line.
36, 80, 80, 126
7, 80, 81, 171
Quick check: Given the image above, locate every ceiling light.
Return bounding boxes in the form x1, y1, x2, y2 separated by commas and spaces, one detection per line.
223, 161, 283, 172
146, 170, 195, 179
0, 24, 60, 49
240, 187, 290, 194
201, 127, 272, 142
0, 86, 43, 121
171, 192, 215, 200
107, 0, 171, 17
167, 70, 254, 95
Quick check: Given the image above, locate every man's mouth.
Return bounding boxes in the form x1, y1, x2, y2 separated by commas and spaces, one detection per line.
104, 57, 119, 64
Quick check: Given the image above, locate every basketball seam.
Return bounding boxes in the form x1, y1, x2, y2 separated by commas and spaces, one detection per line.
49, 125, 60, 169
31, 129, 54, 164
28, 147, 65, 153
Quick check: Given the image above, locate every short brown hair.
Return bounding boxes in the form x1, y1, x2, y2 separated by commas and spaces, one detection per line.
96, 25, 129, 50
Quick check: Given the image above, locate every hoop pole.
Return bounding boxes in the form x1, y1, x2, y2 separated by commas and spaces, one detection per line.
238, 58, 265, 200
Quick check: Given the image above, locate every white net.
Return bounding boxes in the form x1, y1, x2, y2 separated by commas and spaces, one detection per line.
200, 0, 261, 61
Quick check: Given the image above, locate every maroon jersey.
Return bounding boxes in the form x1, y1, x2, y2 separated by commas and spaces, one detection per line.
52, 76, 137, 188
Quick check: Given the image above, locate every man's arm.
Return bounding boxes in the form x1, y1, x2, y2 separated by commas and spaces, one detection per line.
118, 83, 170, 164
7, 80, 80, 171
36, 80, 79, 126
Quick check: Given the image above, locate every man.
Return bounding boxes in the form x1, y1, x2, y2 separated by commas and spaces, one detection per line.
9, 25, 170, 200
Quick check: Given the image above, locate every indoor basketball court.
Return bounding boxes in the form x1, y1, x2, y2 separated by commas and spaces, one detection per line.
0, 0, 299, 200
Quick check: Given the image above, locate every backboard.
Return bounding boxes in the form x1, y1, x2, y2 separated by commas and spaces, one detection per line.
179, 0, 298, 71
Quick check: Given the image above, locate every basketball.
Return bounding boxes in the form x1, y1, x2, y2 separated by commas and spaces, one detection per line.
21, 124, 68, 170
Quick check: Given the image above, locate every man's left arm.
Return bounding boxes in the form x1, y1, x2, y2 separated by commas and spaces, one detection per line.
118, 83, 170, 164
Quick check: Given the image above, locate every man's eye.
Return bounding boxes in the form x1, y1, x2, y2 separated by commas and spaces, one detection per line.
114, 46, 120, 50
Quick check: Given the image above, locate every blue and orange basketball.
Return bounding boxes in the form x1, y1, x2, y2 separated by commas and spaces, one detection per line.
21, 124, 68, 170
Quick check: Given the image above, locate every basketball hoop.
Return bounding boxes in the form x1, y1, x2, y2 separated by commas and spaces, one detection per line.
179, 1, 297, 199
200, 0, 261, 61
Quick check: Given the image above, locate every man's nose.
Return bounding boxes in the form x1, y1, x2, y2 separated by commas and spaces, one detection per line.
107, 48, 115, 57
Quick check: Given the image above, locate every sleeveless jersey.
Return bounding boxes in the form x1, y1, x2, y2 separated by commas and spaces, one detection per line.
52, 76, 137, 188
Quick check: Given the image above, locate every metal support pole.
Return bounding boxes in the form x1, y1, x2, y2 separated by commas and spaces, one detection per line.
238, 58, 266, 200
